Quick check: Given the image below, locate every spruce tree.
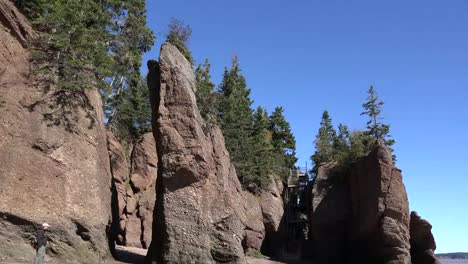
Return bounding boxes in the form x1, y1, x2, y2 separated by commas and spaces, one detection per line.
269, 106, 298, 171
333, 124, 350, 155
30, 0, 115, 91
311, 110, 337, 169
250, 106, 275, 189
361, 86, 396, 160
195, 59, 218, 124
105, 0, 155, 140
217, 57, 255, 185
21, 0, 154, 141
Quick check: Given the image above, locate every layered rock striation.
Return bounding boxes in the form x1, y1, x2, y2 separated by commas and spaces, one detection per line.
348, 144, 411, 263
107, 132, 157, 249
309, 145, 437, 264
0, 1, 112, 262
145, 43, 248, 263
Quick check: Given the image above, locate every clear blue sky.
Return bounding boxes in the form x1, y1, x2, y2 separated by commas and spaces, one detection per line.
143, 0, 468, 253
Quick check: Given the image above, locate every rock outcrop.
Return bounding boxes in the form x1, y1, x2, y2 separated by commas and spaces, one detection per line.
348, 144, 411, 263
0, 1, 112, 262
310, 145, 412, 264
259, 178, 285, 256
107, 132, 157, 249
145, 43, 248, 263
242, 191, 265, 253
410, 211, 440, 264
309, 162, 350, 263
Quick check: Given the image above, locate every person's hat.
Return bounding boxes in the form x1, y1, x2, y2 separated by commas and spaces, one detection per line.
42, 223, 50, 228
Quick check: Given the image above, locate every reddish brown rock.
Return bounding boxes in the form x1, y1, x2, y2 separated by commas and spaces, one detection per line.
242, 191, 265, 252
348, 144, 411, 263
410, 211, 440, 264
309, 162, 351, 263
145, 43, 247, 263
0, 2, 111, 262
107, 132, 157, 249
259, 178, 285, 255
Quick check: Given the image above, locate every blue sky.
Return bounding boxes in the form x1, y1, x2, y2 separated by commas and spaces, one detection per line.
143, 0, 468, 253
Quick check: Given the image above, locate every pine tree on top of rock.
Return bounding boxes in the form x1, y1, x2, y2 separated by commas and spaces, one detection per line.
361, 85, 396, 161
311, 110, 337, 170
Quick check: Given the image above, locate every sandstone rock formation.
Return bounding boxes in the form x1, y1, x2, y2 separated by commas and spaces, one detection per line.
309, 162, 350, 263
107, 132, 157, 249
310, 145, 412, 264
410, 211, 440, 264
242, 191, 265, 253
0, 1, 112, 262
348, 144, 411, 263
259, 178, 285, 256
145, 43, 248, 263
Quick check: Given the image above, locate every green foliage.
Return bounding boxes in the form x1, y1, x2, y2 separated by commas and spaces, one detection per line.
269, 106, 298, 174
330, 130, 377, 180
311, 86, 397, 179
217, 57, 256, 187
108, 77, 152, 140
105, 0, 155, 141
216, 58, 298, 190
249, 106, 276, 189
19, 0, 155, 142
311, 110, 337, 170
30, 0, 114, 91
166, 18, 194, 65
361, 85, 396, 160
195, 59, 219, 124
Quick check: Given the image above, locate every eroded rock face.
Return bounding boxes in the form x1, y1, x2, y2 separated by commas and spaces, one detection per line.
145, 43, 247, 263
309, 145, 412, 264
309, 162, 351, 264
348, 144, 411, 264
0, 2, 111, 262
259, 178, 285, 256
410, 211, 440, 264
107, 132, 157, 249
242, 191, 265, 253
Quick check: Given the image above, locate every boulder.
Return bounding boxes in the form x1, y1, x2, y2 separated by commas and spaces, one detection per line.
0, 2, 111, 262
410, 211, 440, 264
145, 43, 247, 263
348, 144, 411, 263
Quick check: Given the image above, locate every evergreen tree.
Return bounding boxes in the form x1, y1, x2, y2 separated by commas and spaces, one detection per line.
20, 0, 155, 141
217, 56, 255, 185
166, 18, 193, 65
105, 0, 155, 140
250, 106, 275, 189
311, 110, 337, 170
195, 59, 218, 124
361, 85, 396, 160
30, 0, 115, 91
269, 106, 298, 171
333, 124, 350, 154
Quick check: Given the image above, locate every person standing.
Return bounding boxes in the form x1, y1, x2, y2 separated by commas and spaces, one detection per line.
34, 223, 49, 264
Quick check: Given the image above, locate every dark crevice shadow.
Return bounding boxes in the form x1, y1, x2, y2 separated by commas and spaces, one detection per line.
114, 246, 146, 264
